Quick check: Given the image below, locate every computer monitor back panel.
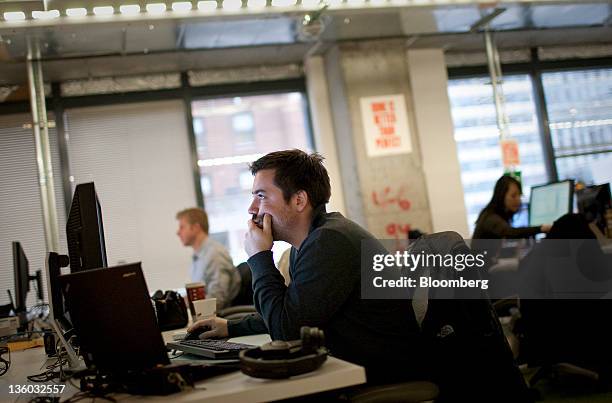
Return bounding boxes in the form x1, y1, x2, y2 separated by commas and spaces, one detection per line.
12, 241, 29, 312
529, 180, 574, 227
45, 253, 72, 332
67, 182, 108, 273
577, 183, 612, 230
59, 263, 169, 372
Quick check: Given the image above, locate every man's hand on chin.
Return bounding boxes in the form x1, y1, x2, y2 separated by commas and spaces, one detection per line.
245, 214, 273, 257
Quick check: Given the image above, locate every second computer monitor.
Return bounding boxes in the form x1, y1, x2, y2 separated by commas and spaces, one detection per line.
529, 180, 574, 227
66, 182, 108, 273
12, 241, 30, 313
577, 183, 611, 231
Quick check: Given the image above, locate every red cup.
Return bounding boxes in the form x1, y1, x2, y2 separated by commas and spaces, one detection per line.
185, 282, 206, 319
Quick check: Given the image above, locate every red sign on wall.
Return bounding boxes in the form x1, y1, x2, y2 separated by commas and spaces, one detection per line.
500, 139, 520, 167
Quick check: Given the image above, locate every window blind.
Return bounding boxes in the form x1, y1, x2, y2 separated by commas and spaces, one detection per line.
64, 100, 196, 292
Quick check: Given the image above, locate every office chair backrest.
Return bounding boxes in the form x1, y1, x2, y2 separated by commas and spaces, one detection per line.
407, 232, 532, 402
231, 262, 254, 306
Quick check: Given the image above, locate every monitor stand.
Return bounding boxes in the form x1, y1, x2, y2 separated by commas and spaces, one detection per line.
51, 320, 84, 373
45, 252, 85, 373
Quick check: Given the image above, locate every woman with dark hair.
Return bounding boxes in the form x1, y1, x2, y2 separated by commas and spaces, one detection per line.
473, 175, 551, 239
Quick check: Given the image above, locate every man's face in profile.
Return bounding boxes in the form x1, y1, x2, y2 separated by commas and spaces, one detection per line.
176, 217, 199, 247
248, 169, 295, 242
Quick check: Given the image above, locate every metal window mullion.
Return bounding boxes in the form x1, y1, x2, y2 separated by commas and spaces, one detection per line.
530, 48, 559, 182
181, 72, 205, 209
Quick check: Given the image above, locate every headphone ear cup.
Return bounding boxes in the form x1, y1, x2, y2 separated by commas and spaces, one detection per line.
300, 326, 311, 350
300, 326, 324, 353
240, 328, 329, 379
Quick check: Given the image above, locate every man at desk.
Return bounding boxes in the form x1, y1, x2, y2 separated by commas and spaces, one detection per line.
188, 150, 529, 401
188, 150, 424, 383
176, 207, 240, 310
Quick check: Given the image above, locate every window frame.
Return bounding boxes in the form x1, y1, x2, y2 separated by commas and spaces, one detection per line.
447, 51, 612, 184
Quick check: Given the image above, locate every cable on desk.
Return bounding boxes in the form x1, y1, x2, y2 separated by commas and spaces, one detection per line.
28, 397, 60, 403
0, 345, 10, 376
169, 350, 184, 359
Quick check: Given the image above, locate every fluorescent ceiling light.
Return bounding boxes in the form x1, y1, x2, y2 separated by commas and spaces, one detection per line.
197, 1, 218, 11
93, 6, 114, 15
3, 11, 26, 21
120, 4, 141, 14
247, 0, 266, 8
146, 3, 167, 13
301, 0, 320, 7
272, 0, 296, 6
222, 0, 243, 10
66, 8, 88, 17
172, 2, 193, 11
32, 10, 60, 19
198, 153, 264, 168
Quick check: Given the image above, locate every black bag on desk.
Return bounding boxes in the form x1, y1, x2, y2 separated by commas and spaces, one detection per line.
152, 290, 188, 331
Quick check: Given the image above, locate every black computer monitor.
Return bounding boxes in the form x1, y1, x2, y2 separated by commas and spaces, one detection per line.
12, 241, 43, 314
529, 180, 574, 227
59, 263, 169, 372
577, 183, 612, 232
66, 182, 108, 273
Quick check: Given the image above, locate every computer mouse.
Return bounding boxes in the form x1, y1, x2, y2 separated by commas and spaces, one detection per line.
184, 326, 211, 341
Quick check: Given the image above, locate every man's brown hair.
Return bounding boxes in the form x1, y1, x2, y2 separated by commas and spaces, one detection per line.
249, 149, 331, 208
176, 208, 209, 233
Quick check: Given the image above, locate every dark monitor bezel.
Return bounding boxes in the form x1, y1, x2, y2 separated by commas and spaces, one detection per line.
12, 241, 29, 313
66, 182, 108, 273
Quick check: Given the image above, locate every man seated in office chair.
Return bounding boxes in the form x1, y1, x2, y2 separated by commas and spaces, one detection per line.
176, 207, 240, 310
188, 149, 428, 384
188, 150, 531, 401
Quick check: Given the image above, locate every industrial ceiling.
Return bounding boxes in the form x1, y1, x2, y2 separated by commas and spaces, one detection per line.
0, 0, 611, 84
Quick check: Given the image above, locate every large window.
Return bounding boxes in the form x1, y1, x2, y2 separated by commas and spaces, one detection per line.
448, 75, 547, 234
542, 68, 612, 184
191, 92, 312, 264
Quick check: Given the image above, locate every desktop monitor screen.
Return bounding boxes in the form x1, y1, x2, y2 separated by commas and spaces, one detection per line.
529, 180, 574, 227
12, 242, 29, 313
577, 183, 611, 231
66, 182, 108, 273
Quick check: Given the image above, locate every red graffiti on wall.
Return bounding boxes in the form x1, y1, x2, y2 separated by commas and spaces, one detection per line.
386, 223, 411, 238
386, 222, 412, 251
372, 186, 411, 211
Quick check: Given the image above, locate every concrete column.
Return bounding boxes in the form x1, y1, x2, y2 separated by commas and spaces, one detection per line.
406, 49, 469, 237
327, 40, 432, 238
323, 45, 366, 226
304, 56, 347, 215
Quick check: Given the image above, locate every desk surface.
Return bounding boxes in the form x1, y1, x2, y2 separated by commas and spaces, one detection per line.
1, 336, 366, 403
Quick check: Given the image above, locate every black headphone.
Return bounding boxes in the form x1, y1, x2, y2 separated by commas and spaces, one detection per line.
239, 326, 328, 379
0, 346, 10, 377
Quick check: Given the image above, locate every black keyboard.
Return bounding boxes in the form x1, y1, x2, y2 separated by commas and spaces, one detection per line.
167, 339, 255, 359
